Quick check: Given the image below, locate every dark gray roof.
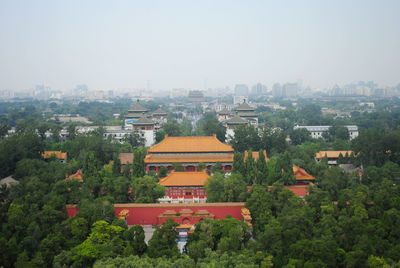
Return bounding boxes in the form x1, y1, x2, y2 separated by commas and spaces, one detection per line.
132, 116, 154, 125
218, 108, 231, 115
237, 111, 257, 117
226, 115, 248, 125
153, 108, 167, 115
0, 176, 19, 187
236, 102, 254, 111
128, 102, 148, 112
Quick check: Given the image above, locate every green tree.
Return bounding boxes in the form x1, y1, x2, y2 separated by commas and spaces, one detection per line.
132, 147, 146, 178
195, 113, 226, 142
158, 166, 168, 178
205, 173, 247, 202
233, 152, 246, 177
112, 153, 121, 177
70, 220, 125, 266
230, 125, 261, 152
256, 150, 268, 185
0, 123, 11, 139
0, 131, 44, 177
67, 124, 77, 140
147, 219, 179, 258
289, 128, 311, 145
124, 132, 145, 148
245, 150, 256, 185
180, 118, 192, 136
131, 176, 165, 203
123, 225, 147, 256
161, 121, 181, 137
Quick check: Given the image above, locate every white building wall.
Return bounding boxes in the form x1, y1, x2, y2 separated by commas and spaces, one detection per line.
225, 128, 235, 142
140, 130, 155, 147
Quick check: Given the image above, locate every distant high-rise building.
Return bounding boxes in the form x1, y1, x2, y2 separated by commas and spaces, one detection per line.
74, 84, 88, 96
283, 83, 298, 97
234, 84, 249, 96
251, 83, 267, 95
272, 83, 282, 97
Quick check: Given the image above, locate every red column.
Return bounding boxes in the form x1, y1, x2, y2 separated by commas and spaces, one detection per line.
194, 166, 197, 171
156, 166, 159, 174
146, 165, 150, 172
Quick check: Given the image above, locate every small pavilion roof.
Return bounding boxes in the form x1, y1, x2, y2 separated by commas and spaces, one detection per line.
159, 172, 210, 187
153, 108, 167, 116
128, 101, 148, 112
132, 116, 154, 125
42, 151, 67, 160
293, 165, 315, 181
65, 169, 83, 182
236, 102, 254, 111
226, 115, 248, 125
315, 151, 354, 159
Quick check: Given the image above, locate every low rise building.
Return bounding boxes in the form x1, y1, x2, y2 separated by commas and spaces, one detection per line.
293, 125, 359, 140
315, 150, 354, 166
131, 116, 155, 147
158, 172, 209, 203
42, 151, 68, 163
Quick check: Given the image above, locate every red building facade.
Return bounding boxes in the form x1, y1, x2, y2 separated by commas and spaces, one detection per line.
144, 135, 234, 173
158, 172, 209, 203
66, 202, 247, 226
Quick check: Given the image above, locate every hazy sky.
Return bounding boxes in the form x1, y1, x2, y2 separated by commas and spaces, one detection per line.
0, 0, 399, 91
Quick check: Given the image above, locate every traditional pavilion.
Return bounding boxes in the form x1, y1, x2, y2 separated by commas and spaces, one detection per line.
65, 169, 83, 183
315, 150, 354, 166
158, 171, 210, 203
292, 165, 315, 184
144, 135, 234, 173
42, 151, 67, 163
125, 101, 148, 129
131, 115, 155, 146
235, 101, 258, 125
225, 114, 249, 141
217, 108, 232, 122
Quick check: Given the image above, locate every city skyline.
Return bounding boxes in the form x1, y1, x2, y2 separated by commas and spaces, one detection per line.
1, 1, 399, 91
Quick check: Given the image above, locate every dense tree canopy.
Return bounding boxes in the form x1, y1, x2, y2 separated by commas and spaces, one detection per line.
1, 98, 400, 267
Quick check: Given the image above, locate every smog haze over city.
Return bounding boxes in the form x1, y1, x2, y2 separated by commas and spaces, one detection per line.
0, 0, 399, 93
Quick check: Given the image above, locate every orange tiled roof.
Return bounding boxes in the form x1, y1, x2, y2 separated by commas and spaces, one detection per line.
244, 150, 268, 161
145, 153, 234, 164
159, 171, 210, 187
65, 169, 83, 182
293, 165, 315, 181
147, 135, 233, 153
265, 183, 312, 197
315, 151, 354, 159
119, 153, 134, 165
42, 151, 67, 160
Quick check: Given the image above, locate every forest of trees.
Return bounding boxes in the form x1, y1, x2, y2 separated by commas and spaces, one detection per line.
1, 99, 400, 267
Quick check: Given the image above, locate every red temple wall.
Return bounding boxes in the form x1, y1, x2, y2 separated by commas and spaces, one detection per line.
66, 203, 245, 226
